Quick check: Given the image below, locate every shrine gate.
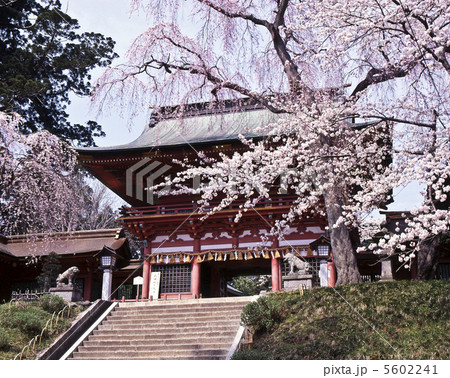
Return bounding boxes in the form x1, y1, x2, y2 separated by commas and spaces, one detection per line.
77, 100, 343, 299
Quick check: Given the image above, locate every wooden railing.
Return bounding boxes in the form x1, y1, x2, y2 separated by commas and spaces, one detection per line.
121, 196, 298, 218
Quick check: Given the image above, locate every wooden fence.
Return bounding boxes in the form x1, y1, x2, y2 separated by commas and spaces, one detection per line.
10, 289, 50, 302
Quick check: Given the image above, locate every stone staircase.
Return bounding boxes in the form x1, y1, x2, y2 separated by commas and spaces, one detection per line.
68, 296, 252, 360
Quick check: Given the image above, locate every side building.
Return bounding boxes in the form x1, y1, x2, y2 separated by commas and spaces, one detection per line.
0, 229, 131, 302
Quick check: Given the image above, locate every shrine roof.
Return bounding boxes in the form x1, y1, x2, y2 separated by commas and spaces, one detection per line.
77, 97, 378, 156
0, 228, 129, 259
77, 100, 283, 154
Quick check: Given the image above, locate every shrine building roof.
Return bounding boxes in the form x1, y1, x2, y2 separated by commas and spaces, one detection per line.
75, 98, 383, 208
77, 98, 378, 156
0, 228, 129, 260
77, 99, 283, 154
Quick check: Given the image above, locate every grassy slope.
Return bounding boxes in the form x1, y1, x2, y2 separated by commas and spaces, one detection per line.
235, 280, 449, 360
0, 301, 83, 360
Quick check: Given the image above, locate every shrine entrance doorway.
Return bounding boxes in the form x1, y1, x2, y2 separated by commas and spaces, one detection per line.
200, 259, 272, 298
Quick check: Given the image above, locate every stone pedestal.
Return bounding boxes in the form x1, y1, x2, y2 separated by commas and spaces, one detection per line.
50, 285, 82, 302
282, 274, 313, 291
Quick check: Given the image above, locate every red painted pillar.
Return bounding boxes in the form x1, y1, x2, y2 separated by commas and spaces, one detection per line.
191, 238, 201, 298
271, 236, 281, 292
142, 245, 151, 299
271, 257, 281, 292
328, 252, 337, 287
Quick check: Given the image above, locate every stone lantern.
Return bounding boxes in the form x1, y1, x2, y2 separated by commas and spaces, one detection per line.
96, 246, 120, 301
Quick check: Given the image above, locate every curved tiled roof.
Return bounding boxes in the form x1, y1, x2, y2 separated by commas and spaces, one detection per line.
0, 229, 127, 258
76, 96, 376, 155
77, 107, 283, 153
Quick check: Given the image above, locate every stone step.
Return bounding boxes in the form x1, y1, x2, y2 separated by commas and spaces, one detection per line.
82, 336, 234, 347
109, 308, 244, 317
91, 324, 239, 336
69, 297, 252, 360
108, 308, 244, 316
69, 350, 228, 360
117, 297, 253, 308
88, 329, 236, 340
73, 348, 228, 358
117, 299, 251, 306
77, 341, 231, 352
96, 320, 239, 331
102, 314, 241, 325
111, 306, 245, 316
115, 302, 251, 312
102, 317, 241, 326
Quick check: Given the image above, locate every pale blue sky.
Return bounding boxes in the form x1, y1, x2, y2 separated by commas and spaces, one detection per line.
60, 0, 147, 147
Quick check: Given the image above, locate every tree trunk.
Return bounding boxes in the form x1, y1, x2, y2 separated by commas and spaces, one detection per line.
322, 185, 362, 285
415, 234, 441, 280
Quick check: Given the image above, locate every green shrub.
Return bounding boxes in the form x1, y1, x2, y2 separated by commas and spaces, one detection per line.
0, 327, 9, 350
0, 306, 47, 336
39, 294, 66, 314
232, 349, 270, 360
241, 295, 283, 333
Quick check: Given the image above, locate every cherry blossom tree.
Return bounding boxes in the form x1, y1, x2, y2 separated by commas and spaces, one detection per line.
1, 111, 80, 235
0, 112, 118, 236
94, 0, 449, 283
77, 181, 120, 231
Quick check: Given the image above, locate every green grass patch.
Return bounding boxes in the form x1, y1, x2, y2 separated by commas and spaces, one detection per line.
234, 280, 450, 360
0, 296, 85, 360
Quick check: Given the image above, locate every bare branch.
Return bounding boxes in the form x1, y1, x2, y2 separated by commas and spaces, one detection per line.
350, 63, 415, 98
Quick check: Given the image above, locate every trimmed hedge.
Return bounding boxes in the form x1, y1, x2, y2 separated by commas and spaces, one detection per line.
39, 294, 67, 313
